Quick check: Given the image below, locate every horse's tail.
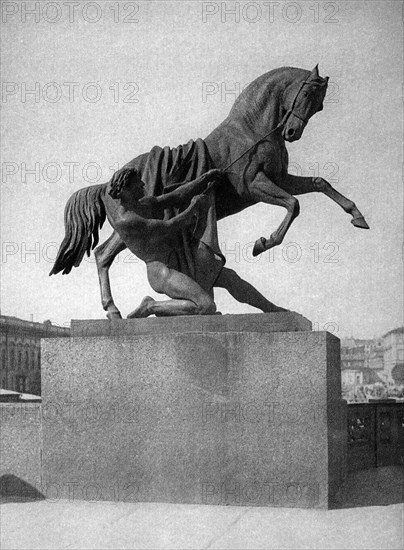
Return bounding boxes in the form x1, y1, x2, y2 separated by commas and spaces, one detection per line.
49, 184, 107, 275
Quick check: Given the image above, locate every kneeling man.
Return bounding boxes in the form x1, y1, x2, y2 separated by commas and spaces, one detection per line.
109, 167, 222, 317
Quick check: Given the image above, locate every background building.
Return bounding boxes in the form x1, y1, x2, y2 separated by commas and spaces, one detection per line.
383, 327, 404, 385
0, 315, 70, 396
341, 327, 404, 402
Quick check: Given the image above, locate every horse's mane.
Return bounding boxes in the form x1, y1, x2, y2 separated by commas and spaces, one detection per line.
229, 67, 311, 126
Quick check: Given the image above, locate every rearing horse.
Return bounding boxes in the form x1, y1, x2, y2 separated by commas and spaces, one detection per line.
50, 65, 369, 318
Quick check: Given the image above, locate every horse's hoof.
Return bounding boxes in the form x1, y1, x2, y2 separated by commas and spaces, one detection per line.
351, 216, 370, 229
107, 311, 122, 321
252, 237, 266, 257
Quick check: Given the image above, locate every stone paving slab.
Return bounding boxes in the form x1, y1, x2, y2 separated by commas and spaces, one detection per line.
1, 500, 402, 550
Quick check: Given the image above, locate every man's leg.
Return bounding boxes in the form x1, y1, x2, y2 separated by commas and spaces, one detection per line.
193, 242, 224, 295
215, 267, 288, 313
128, 261, 216, 318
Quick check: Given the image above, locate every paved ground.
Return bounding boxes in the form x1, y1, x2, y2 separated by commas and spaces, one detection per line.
1, 467, 403, 550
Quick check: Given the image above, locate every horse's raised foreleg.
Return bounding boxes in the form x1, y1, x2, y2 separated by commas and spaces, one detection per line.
281, 174, 369, 229
249, 173, 300, 257
215, 267, 288, 312
94, 231, 127, 320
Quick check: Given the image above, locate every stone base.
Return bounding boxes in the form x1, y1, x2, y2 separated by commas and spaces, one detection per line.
70, 311, 312, 337
0, 403, 43, 498
41, 313, 346, 508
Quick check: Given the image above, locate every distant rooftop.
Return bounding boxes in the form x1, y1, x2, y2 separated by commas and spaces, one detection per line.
341, 338, 379, 349
0, 315, 70, 336
383, 326, 404, 338
0, 388, 41, 402
341, 327, 404, 348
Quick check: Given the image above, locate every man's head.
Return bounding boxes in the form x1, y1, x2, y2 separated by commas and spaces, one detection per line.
109, 168, 145, 202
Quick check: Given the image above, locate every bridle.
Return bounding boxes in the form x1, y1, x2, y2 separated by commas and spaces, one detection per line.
192, 78, 324, 236
281, 80, 313, 126
167, 78, 325, 194
222, 79, 325, 173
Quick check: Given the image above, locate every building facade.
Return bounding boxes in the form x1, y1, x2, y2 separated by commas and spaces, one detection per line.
383, 327, 404, 384
0, 315, 70, 395
341, 340, 376, 400
341, 328, 404, 402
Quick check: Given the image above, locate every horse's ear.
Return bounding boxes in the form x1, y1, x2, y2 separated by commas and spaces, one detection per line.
309, 64, 320, 80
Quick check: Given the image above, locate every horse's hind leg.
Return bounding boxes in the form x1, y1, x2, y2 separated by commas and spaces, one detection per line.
94, 231, 126, 320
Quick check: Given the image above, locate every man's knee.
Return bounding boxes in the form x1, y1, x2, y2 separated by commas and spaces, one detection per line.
147, 262, 170, 294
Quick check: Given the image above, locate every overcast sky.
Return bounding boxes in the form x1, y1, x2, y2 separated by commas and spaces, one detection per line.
1, 0, 402, 339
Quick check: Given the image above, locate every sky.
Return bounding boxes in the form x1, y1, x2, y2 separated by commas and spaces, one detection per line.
0, 0, 402, 339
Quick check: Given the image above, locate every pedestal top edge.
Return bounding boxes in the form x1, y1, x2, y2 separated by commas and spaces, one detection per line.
65, 312, 312, 337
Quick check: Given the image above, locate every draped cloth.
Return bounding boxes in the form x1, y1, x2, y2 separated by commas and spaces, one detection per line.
120, 138, 225, 290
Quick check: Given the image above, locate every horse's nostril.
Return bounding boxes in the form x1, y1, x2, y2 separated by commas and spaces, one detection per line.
287, 128, 295, 136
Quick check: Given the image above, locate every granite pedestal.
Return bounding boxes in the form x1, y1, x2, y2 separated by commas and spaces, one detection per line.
41, 313, 346, 508
0, 403, 42, 498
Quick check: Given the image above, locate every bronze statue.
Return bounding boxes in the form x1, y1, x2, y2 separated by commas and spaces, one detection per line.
50, 65, 369, 319
110, 168, 220, 317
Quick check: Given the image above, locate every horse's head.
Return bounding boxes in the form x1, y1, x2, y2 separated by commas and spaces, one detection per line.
282, 65, 329, 142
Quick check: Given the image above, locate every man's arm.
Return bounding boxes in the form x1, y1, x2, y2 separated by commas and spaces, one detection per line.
117, 195, 208, 236
139, 169, 222, 210
145, 194, 208, 234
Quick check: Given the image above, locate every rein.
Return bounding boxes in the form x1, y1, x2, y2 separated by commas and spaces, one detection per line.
192, 79, 316, 237
222, 79, 312, 174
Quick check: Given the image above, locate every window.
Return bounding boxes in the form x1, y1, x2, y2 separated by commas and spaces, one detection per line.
25, 350, 29, 370
10, 349, 15, 369
1, 349, 5, 370
31, 350, 35, 369
16, 375, 26, 393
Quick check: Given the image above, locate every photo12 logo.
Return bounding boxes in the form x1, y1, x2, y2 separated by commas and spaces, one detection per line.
202, 79, 340, 104
219, 239, 340, 265
2, 82, 140, 104
201, 480, 320, 506
0, 240, 139, 266
39, 479, 139, 502
1, 161, 120, 185
201, 2, 340, 24
1, 2, 140, 24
